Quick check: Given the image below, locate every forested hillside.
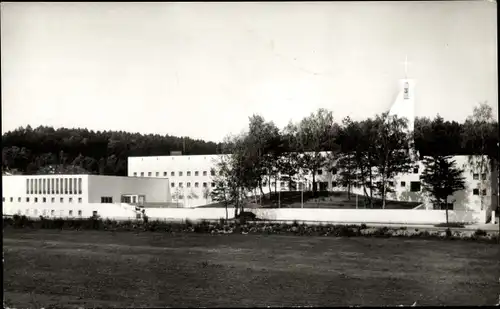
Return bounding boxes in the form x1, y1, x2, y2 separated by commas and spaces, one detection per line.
2, 103, 498, 177
2, 126, 220, 176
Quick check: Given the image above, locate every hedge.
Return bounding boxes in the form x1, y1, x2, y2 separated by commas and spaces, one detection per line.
3, 215, 499, 244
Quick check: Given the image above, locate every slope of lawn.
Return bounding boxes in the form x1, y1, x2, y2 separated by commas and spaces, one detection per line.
199, 191, 421, 209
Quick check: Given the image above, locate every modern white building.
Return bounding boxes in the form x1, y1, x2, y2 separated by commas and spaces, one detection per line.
2, 175, 171, 219
127, 153, 497, 218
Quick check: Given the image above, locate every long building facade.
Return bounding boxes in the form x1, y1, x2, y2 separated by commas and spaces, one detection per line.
127, 153, 498, 220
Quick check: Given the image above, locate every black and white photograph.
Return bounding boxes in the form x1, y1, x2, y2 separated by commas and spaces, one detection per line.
2, 1, 499, 307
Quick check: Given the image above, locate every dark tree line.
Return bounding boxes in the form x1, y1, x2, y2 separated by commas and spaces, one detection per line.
2, 125, 220, 176
2, 103, 498, 180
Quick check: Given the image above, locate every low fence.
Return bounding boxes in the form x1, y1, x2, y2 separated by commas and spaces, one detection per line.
247, 208, 487, 225
3, 202, 487, 224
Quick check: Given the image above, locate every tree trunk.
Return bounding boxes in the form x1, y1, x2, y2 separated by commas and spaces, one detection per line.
347, 183, 351, 201
225, 202, 228, 222
312, 172, 316, 197
445, 199, 449, 225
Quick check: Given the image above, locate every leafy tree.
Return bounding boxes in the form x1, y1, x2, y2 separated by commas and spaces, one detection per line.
462, 102, 498, 211
373, 113, 415, 208
295, 108, 338, 196
421, 155, 466, 225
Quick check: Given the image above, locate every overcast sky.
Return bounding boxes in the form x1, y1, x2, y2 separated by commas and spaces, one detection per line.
1, 1, 497, 142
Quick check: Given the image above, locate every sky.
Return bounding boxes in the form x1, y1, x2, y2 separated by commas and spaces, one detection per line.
1, 1, 497, 142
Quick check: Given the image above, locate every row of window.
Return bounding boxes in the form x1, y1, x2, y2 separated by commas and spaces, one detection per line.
16, 209, 84, 217
472, 173, 487, 180
25, 178, 83, 195
3, 196, 82, 203
133, 170, 218, 177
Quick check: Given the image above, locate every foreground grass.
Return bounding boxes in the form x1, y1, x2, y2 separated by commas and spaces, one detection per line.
4, 229, 500, 308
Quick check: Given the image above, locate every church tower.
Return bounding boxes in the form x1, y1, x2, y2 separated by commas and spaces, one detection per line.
388, 55, 418, 159
388, 55, 415, 133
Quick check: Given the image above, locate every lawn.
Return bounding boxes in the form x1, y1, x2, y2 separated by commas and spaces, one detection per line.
4, 229, 500, 308
201, 191, 421, 209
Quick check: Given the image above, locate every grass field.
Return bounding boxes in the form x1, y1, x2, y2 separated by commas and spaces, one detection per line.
202, 191, 421, 209
4, 230, 500, 308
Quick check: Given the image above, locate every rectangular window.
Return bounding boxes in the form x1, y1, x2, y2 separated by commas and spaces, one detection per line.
51, 210, 55, 216
42, 179, 46, 194
47, 178, 50, 194
132, 196, 137, 203
140, 172, 144, 177
195, 171, 199, 176
60, 197, 64, 203
34, 197, 38, 203
156, 172, 159, 177
187, 182, 191, 188
69, 197, 73, 203
203, 182, 207, 187
26, 197, 30, 202
171, 171, 175, 176
78, 210, 82, 216
413, 166, 419, 174
473, 173, 479, 180
331, 181, 337, 188
179, 171, 183, 176
401, 181, 406, 187
43, 197, 46, 203
164, 172, 167, 176
69, 178, 73, 194
482, 189, 487, 196
56, 178, 59, 194
473, 188, 479, 195
410, 181, 421, 192
331, 168, 338, 175
481, 173, 486, 180
78, 197, 82, 203
317, 169, 323, 175
78, 178, 82, 194
211, 182, 215, 187
51, 178, 55, 194
210, 170, 215, 176
179, 182, 183, 188
187, 171, 191, 176
38, 179, 42, 194
203, 171, 207, 176
64, 178, 68, 194
30, 179, 34, 194
69, 210, 73, 216
51, 197, 55, 203
133, 172, 137, 177
100, 197, 112, 203
280, 181, 285, 187
148, 172, 152, 177
73, 178, 77, 194
388, 181, 394, 187
60, 178, 63, 194
18, 197, 21, 202
26, 179, 29, 194
195, 182, 199, 188
171, 183, 175, 187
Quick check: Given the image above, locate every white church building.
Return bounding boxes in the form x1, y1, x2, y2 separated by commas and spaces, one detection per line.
2, 58, 498, 224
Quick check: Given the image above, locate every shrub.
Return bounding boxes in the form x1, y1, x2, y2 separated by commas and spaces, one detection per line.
474, 229, 487, 237
237, 212, 257, 224
435, 222, 465, 228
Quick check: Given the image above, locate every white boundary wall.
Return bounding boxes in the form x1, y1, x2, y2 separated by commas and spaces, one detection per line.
248, 208, 487, 224
3, 203, 486, 224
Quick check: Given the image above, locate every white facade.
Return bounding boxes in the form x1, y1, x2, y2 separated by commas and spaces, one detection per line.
127, 153, 497, 218
2, 175, 171, 218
